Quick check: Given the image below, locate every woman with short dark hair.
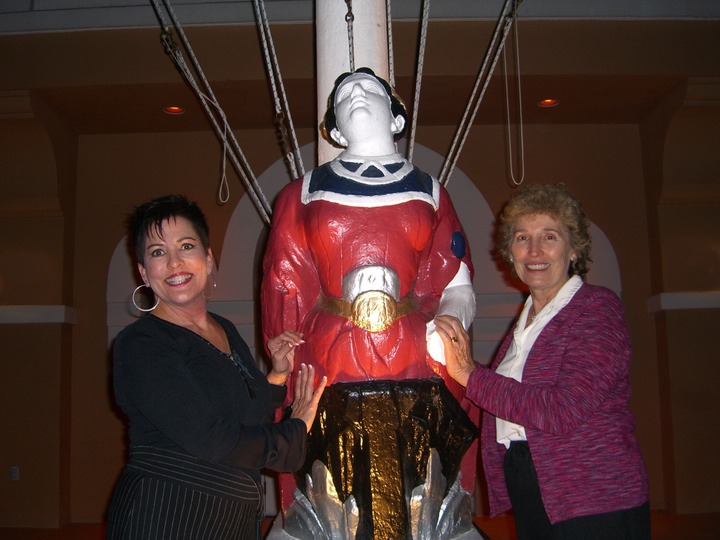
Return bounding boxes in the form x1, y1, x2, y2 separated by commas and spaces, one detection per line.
107, 194, 325, 539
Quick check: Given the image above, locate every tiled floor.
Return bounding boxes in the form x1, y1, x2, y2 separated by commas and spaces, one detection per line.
0, 512, 718, 539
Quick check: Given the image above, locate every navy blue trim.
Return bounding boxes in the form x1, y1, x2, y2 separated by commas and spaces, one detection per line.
308, 163, 434, 197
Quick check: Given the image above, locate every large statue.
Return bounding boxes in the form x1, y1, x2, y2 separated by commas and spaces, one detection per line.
262, 68, 481, 539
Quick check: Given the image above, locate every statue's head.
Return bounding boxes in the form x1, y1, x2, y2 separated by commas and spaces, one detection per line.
321, 67, 408, 145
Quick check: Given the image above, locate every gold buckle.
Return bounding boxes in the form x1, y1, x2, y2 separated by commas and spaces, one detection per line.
350, 290, 398, 332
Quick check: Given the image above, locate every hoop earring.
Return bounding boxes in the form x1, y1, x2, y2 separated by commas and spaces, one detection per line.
204, 273, 217, 300
132, 284, 159, 312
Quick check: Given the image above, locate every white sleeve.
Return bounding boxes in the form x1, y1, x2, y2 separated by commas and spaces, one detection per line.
425, 262, 476, 365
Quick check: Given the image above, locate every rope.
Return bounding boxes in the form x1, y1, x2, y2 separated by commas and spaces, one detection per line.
345, 0, 355, 72
503, 9, 525, 186
253, 0, 305, 179
150, 0, 272, 224
439, 0, 518, 186
386, 0, 395, 87
407, 0, 431, 162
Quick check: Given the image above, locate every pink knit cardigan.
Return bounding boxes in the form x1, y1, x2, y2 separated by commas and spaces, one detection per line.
466, 283, 649, 523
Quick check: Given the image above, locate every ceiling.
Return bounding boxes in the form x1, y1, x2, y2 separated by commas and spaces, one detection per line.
2, 1, 719, 34
1, 1, 718, 136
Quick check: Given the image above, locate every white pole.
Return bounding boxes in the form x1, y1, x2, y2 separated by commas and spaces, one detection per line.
316, 0, 389, 164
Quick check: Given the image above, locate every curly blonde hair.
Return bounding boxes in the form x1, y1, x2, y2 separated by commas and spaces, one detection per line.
496, 183, 592, 278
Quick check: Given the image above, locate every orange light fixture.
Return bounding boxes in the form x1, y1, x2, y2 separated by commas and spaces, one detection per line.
538, 98, 559, 108
163, 105, 185, 115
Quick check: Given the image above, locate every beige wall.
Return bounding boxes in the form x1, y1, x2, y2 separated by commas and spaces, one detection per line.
1, 30, 719, 529
0, 106, 67, 527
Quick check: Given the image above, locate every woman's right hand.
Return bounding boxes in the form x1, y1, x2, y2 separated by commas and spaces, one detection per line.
290, 363, 327, 432
266, 330, 305, 386
434, 315, 476, 387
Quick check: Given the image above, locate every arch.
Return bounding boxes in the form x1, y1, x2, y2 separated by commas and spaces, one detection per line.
106, 141, 623, 361
104, 141, 623, 513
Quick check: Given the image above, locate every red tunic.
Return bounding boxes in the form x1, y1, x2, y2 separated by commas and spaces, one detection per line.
261, 157, 477, 510
262, 159, 472, 392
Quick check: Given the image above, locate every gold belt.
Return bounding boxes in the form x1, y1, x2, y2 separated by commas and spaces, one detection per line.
322, 290, 415, 332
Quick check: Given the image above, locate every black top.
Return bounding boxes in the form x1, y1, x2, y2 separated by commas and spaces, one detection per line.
113, 313, 306, 482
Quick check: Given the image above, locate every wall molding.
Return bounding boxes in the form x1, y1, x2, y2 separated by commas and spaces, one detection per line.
0, 305, 77, 324
647, 291, 720, 312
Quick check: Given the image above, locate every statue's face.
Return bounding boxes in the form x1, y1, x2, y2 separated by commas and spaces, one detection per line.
333, 73, 394, 145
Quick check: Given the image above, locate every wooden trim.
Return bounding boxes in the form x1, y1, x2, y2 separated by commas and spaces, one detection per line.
647, 291, 720, 312
0, 305, 77, 324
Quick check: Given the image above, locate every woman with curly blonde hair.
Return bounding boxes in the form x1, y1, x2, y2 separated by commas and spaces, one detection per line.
435, 183, 650, 539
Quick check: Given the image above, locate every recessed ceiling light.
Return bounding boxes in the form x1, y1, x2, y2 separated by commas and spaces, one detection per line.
164, 105, 185, 115
538, 98, 559, 108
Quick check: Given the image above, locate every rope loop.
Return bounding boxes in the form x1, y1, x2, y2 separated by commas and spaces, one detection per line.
253, 0, 304, 179
503, 5, 525, 186
407, 0, 431, 162
386, 0, 395, 87
440, 0, 518, 186
160, 28, 178, 56
345, 0, 355, 72
150, 0, 272, 222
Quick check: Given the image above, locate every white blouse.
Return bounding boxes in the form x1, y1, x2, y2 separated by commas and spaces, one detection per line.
495, 275, 584, 448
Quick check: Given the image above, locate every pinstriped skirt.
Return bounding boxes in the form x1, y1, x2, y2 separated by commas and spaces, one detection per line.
106, 446, 263, 540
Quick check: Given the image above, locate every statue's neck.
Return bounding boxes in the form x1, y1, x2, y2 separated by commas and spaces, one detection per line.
342, 138, 398, 159
338, 151, 405, 163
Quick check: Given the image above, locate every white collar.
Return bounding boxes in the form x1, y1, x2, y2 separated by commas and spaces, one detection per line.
521, 275, 583, 328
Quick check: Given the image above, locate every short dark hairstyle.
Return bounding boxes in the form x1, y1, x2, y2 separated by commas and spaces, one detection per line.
128, 194, 210, 265
321, 67, 408, 144
496, 183, 592, 278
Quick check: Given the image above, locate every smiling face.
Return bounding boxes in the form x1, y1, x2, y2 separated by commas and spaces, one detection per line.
137, 216, 213, 314
330, 73, 403, 153
510, 213, 576, 304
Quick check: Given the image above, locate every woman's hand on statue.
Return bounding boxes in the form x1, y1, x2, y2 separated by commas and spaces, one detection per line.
266, 330, 304, 386
434, 315, 475, 388
290, 363, 327, 433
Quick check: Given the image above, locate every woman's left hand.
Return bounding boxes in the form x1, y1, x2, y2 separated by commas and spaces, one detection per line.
266, 330, 305, 385
290, 363, 327, 433
434, 315, 476, 387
